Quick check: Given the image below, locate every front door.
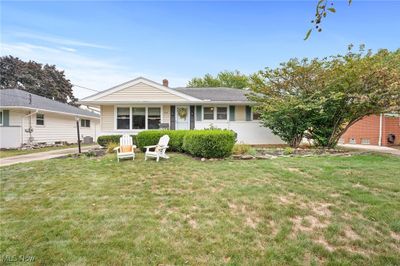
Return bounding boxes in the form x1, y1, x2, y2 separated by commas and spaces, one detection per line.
176, 106, 190, 130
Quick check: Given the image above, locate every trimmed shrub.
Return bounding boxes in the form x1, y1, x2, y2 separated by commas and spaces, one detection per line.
183, 130, 236, 158
97, 135, 136, 147
136, 130, 189, 152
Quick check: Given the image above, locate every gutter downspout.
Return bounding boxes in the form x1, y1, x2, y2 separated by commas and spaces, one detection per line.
378, 113, 383, 146
22, 109, 38, 145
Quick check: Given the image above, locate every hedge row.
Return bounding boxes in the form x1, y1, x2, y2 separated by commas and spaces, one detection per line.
136, 130, 188, 152
98, 130, 236, 158
97, 135, 136, 147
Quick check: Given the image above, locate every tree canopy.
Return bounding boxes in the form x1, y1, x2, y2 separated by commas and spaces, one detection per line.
187, 70, 249, 89
0, 56, 77, 105
250, 46, 400, 148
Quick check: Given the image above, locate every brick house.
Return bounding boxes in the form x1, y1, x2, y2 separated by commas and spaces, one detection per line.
340, 114, 400, 146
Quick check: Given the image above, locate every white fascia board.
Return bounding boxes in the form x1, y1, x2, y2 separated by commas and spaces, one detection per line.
0, 106, 100, 120
80, 77, 202, 102
77, 100, 253, 106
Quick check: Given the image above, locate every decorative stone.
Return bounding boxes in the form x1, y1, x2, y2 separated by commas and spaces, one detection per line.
201, 158, 206, 162
240, 155, 255, 160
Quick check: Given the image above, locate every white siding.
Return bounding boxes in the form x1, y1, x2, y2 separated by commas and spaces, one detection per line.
195, 121, 284, 145
23, 112, 99, 144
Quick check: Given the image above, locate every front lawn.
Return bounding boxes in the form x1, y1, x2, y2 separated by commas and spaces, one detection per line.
0, 144, 91, 158
1, 153, 399, 265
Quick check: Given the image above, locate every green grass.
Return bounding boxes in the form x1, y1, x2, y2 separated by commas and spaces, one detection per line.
1, 153, 399, 265
0, 144, 91, 158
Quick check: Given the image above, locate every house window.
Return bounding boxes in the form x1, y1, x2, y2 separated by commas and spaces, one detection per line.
361, 138, 370, 145
81, 119, 91, 128
216, 107, 227, 120
36, 113, 44, 126
349, 138, 356, 144
203, 107, 214, 120
148, 107, 161, 129
117, 107, 130, 129
0, 110, 3, 125
132, 107, 145, 129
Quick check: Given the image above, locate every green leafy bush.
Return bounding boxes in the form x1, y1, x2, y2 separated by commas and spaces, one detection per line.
97, 135, 136, 147
136, 130, 189, 152
183, 130, 236, 158
283, 147, 295, 155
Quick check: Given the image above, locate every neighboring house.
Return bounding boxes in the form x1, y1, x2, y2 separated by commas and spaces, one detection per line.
79, 77, 284, 144
0, 89, 100, 149
340, 114, 400, 146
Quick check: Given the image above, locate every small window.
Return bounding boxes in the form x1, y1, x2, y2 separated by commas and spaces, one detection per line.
148, 107, 161, 129
349, 138, 356, 144
0, 110, 3, 125
81, 119, 90, 128
117, 107, 130, 129
36, 113, 44, 126
132, 107, 145, 129
203, 107, 214, 120
361, 138, 370, 145
216, 107, 227, 120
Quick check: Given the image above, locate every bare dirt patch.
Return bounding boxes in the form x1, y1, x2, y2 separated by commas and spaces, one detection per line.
344, 226, 361, 241
391, 231, 400, 241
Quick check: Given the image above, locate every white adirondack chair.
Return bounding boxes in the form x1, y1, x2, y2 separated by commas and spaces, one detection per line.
114, 134, 136, 162
145, 135, 170, 162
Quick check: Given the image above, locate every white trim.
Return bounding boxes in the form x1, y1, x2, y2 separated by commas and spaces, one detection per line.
80, 77, 202, 102
0, 106, 99, 119
216, 106, 228, 121
378, 113, 383, 146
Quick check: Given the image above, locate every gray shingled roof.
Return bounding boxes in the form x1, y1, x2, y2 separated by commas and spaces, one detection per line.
0, 89, 99, 118
174, 87, 251, 102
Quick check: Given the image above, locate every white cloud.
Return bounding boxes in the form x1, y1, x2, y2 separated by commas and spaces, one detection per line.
1, 42, 190, 99
13, 32, 114, 50
59, 46, 77, 52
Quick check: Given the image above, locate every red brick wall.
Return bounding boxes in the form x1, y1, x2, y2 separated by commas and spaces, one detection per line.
341, 115, 400, 146
341, 115, 380, 145
383, 116, 400, 146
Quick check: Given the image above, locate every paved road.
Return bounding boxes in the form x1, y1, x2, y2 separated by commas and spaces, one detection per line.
0, 145, 100, 167
339, 144, 400, 156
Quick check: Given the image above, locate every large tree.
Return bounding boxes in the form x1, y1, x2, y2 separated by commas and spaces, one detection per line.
0, 56, 77, 105
249, 58, 325, 147
187, 70, 249, 89
308, 46, 400, 147
250, 46, 400, 148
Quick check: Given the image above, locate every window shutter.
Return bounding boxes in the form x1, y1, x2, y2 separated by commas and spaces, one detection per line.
3, 110, 10, 126
196, 106, 202, 121
245, 106, 252, 121
229, 106, 235, 121
190, 106, 195, 130
170, 106, 175, 130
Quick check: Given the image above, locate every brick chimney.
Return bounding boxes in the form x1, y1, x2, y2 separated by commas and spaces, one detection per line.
162, 79, 169, 87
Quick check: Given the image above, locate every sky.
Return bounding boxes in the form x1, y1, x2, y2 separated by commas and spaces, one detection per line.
1, 0, 399, 99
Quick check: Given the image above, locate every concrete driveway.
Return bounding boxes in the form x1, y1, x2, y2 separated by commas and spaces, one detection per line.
0, 145, 100, 167
339, 144, 400, 156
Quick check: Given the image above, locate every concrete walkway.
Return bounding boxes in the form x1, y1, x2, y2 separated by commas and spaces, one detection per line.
0, 145, 100, 167
339, 144, 400, 156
